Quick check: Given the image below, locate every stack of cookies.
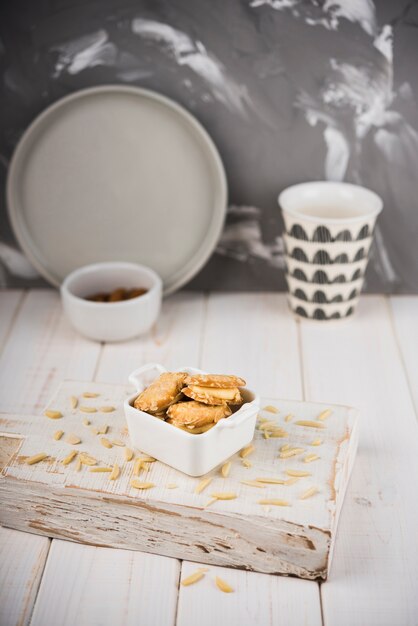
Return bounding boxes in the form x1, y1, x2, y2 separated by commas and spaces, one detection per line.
134, 372, 246, 433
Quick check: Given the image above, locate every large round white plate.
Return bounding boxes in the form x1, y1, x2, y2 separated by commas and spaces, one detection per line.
7, 85, 227, 294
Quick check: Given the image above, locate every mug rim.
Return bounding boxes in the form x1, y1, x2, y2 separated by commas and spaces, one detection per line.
278, 181, 383, 225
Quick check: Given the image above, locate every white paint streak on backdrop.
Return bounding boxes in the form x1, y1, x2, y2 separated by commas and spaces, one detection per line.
52, 30, 118, 77
131, 18, 252, 116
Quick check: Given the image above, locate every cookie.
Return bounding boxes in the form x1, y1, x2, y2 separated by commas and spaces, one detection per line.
184, 374, 246, 388
167, 400, 232, 428
182, 385, 242, 405
134, 372, 187, 413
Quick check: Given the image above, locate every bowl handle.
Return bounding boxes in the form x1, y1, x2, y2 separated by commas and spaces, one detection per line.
216, 402, 257, 429
128, 363, 166, 391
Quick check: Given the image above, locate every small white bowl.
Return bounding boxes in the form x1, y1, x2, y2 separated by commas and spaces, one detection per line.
124, 363, 260, 476
61, 262, 162, 342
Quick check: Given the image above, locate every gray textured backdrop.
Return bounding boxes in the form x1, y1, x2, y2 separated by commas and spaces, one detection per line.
1, 0, 417, 292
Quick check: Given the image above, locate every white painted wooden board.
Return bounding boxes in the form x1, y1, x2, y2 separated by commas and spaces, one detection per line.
176, 560, 323, 626
0, 290, 24, 350
30, 540, 180, 626
0, 290, 101, 414
0, 380, 358, 579
390, 296, 418, 415
0, 528, 50, 626
300, 296, 418, 626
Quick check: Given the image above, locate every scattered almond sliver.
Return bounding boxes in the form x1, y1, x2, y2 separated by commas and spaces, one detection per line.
133, 459, 143, 476
130, 479, 154, 490
239, 444, 255, 458
82, 418, 90, 426
100, 406, 116, 413
109, 463, 120, 480
258, 499, 290, 506
79, 453, 97, 466
75, 456, 82, 472
256, 477, 287, 484
221, 461, 231, 478
83, 392, 99, 398
241, 459, 252, 468
166, 483, 178, 489
66, 434, 81, 445
136, 456, 156, 463
310, 439, 322, 446
79, 406, 97, 414
268, 429, 288, 438
279, 447, 305, 459
318, 409, 332, 421
44, 410, 63, 419
295, 420, 326, 429
259, 421, 278, 431
240, 480, 265, 488
26, 453, 48, 465
284, 414, 293, 422
90, 467, 112, 472
62, 450, 78, 465
100, 437, 112, 449
98, 425, 109, 435
53, 430, 64, 440
215, 576, 234, 593
195, 477, 212, 494
280, 443, 291, 452
300, 486, 319, 500
124, 448, 134, 462
303, 454, 320, 463
262, 405, 279, 414
111, 439, 125, 447
70, 396, 78, 409
210, 492, 237, 500
284, 477, 300, 485
181, 570, 205, 586
91, 427, 99, 435
285, 469, 311, 477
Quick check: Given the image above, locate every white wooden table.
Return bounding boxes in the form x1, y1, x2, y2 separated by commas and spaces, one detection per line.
0, 290, 417, 626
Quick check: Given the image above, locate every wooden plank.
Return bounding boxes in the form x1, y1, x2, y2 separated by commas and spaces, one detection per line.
300, 296, 418, 625
0, 528, 50, 626
0, 290, 24, 350
0, 290, 101, 413
30, 540, 179, 626
0, 380, 357, 579
389, 296, 418, 415
96, 292, 205, 383
176, 561, 322, 626
201, 293, 302, 399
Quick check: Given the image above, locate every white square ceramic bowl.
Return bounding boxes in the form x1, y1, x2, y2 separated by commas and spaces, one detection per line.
124, 363, 260, 476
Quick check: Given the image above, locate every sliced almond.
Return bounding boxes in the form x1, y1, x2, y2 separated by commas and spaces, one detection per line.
98, 425, 109, 435
284, 413, 293, 422
79, 453, 97, 466
259, 421, 278, 431
100, 406, 116, 413
268, 429, 288, 438
100, 437, 112, 449
90, 427, 99, 435
215, 576, 234, 593
300, 486, 319, 499
262, 405, 279, 414
303, 454, 320, 463
53, 430, 64, 441
124, 448, 134, 462
75, 456, 82, 472
240, 480, 265, 488
181, 570, 205, 586
133, 459, 143, 476
210, 492, 237, 500
317, 409, 332, 421
241, 459, 252, 468
62, 450, 78, 465
239, 444, 255, 458
66, 434, 81, 445
44, 410, 63, 419
280, 443, 291, 452
79, 406, 97, 413
130, 479, 154, 490
195, 477, 212, 494
70, 396, 78, 409
295, 420, 326, 429
256, 477, 286, 484
263, 432, 270, 439
109, 463, 120, 480
26, 453, 48, 465
285, 469, 311, 477
279, 447, 305, 459
82, 418, 90, 426
90, 467, 112, 472
221, 461, 231, 478
136, 456, 156, 463
284, 477, 300, 485
166, 483, 178, 489
258, 499, 290, 506
82, 392, 99, 398
110, 439, 125, 447
310, 438, 322, 446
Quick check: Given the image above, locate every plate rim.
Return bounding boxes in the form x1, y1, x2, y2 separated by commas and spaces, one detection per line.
6, 84, 228, 295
